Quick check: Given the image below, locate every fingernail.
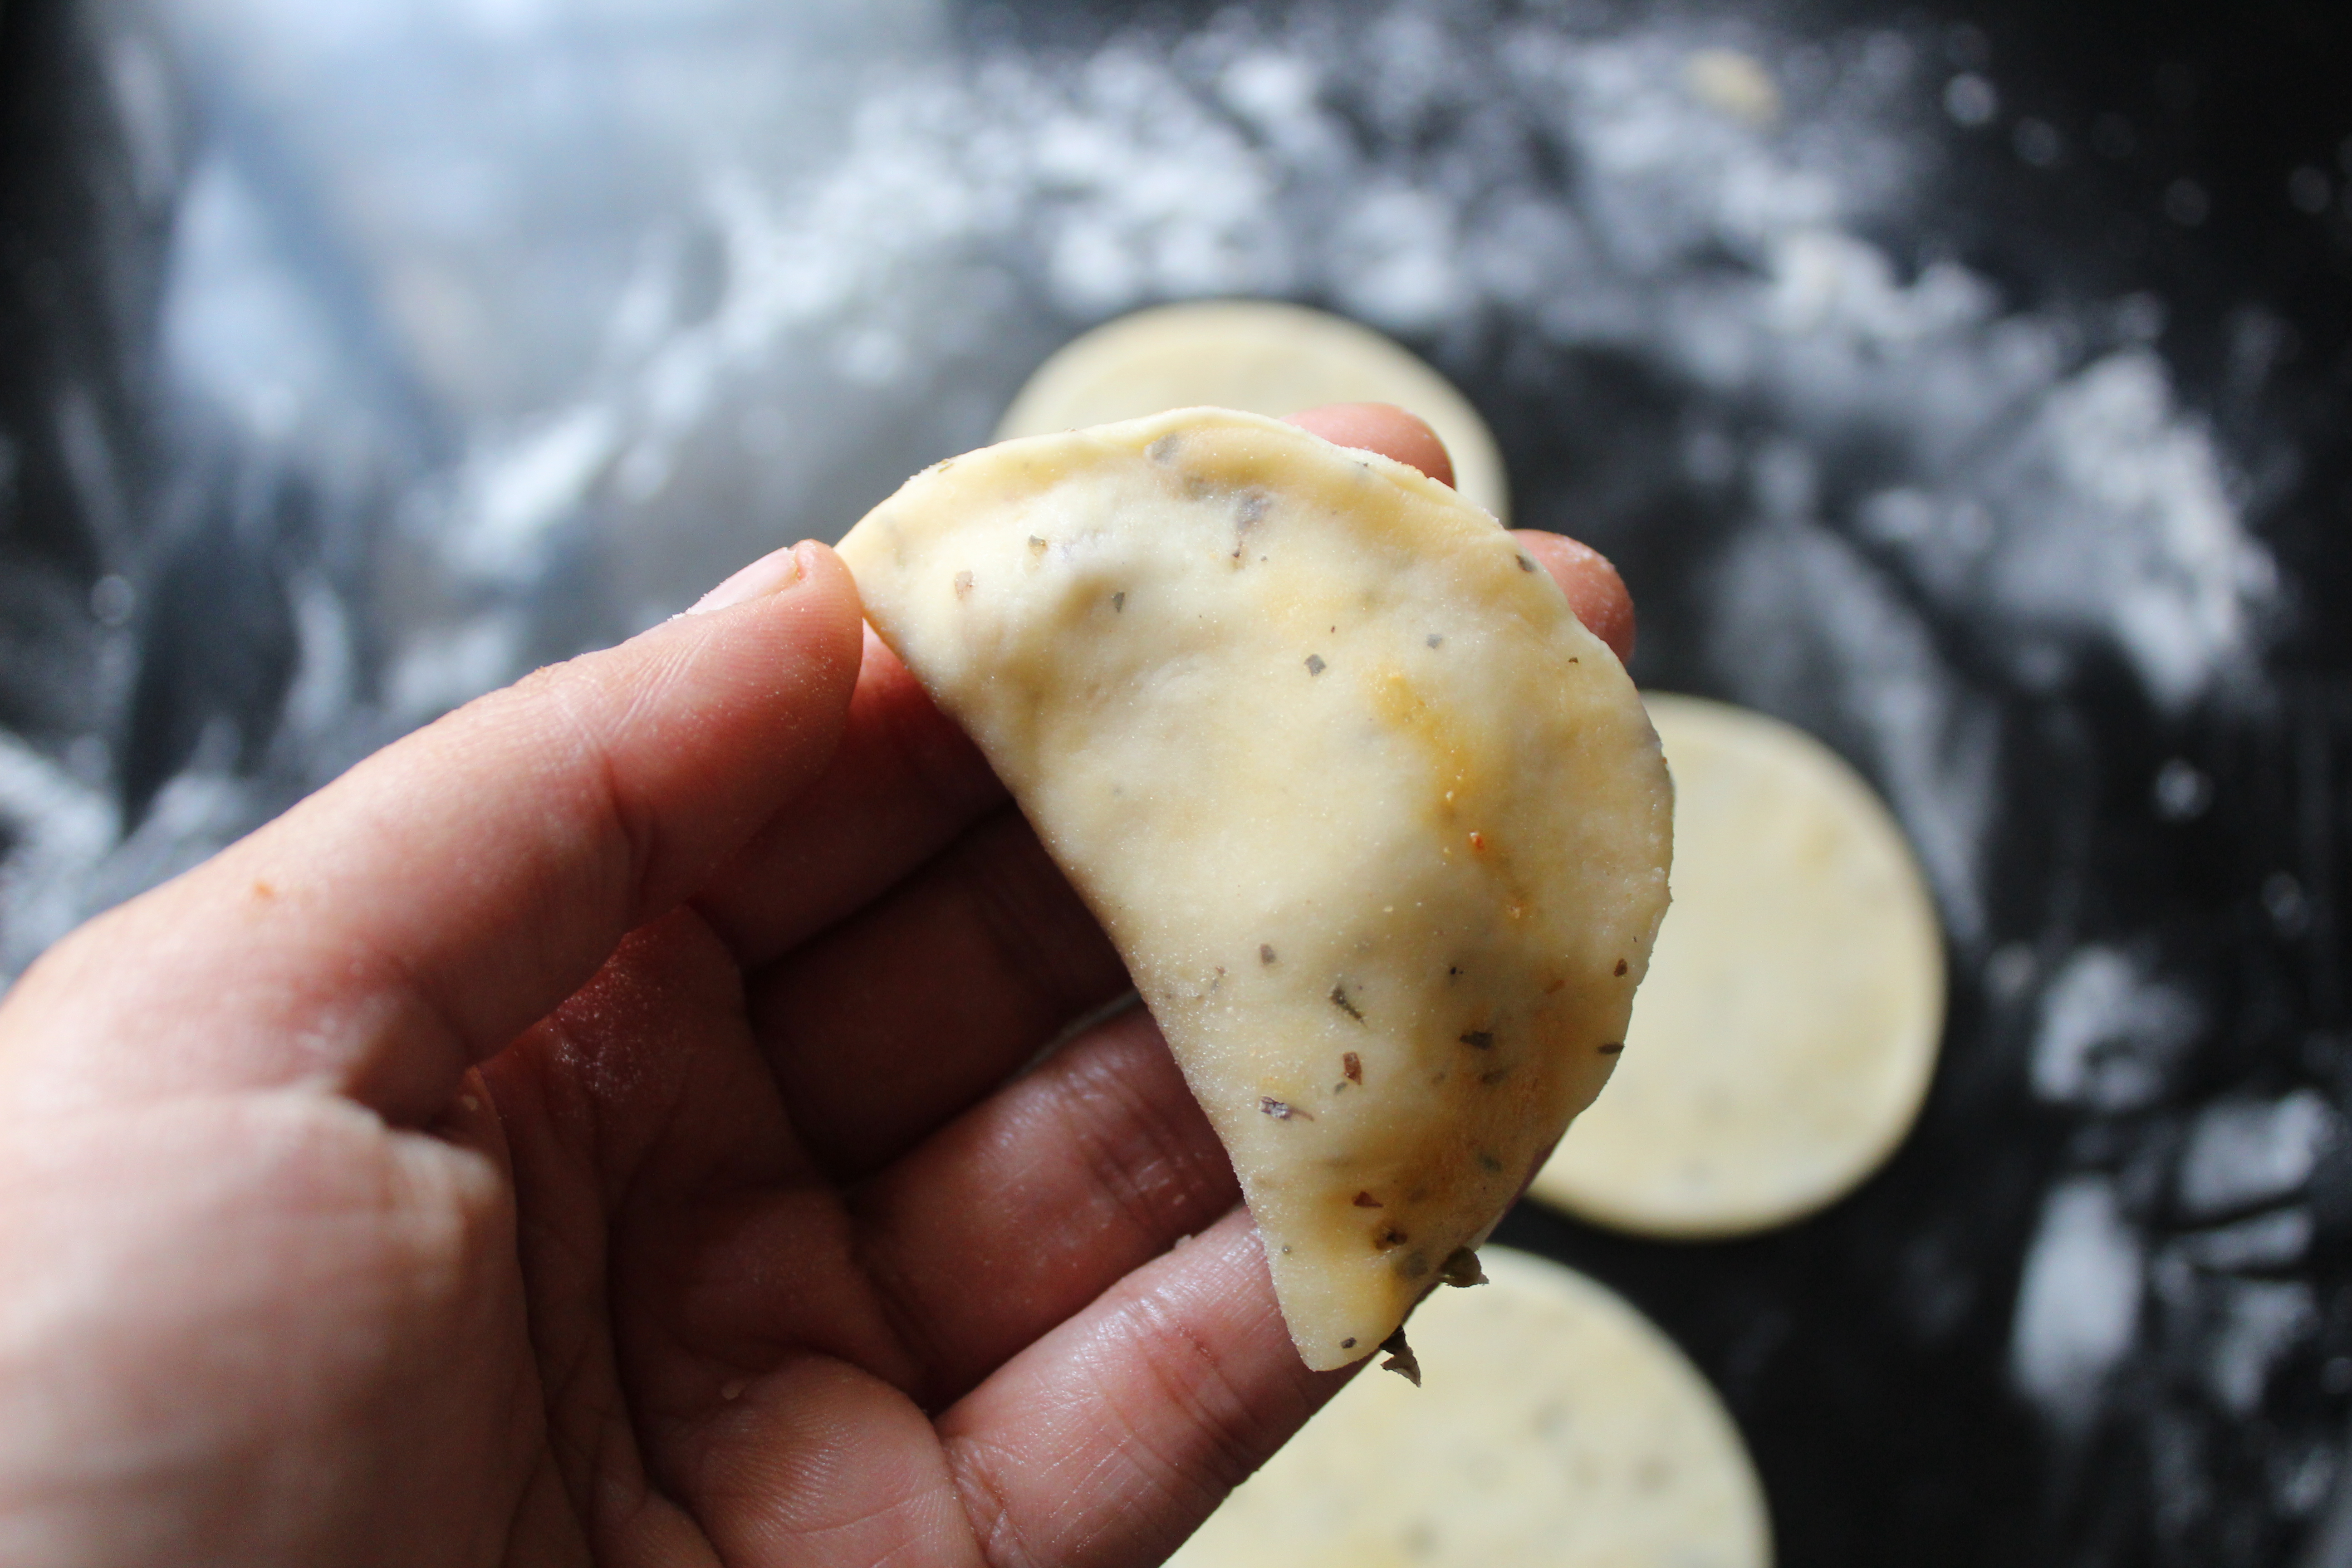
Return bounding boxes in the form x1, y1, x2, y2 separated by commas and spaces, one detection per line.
688, 544, 807, 615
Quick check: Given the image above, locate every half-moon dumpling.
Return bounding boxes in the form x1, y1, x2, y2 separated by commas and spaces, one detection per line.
836, 409, 1671, 1370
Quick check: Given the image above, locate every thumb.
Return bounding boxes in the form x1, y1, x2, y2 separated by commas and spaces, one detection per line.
0, 542, 864, 1125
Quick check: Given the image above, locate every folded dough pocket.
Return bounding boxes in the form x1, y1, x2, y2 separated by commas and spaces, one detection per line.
837, 408, 1672, 1371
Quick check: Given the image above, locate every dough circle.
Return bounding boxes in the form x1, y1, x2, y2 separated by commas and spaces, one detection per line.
1166, 1247, 1772, 1568
1530, 695, 1945, 1238
995, 299, 1511, 522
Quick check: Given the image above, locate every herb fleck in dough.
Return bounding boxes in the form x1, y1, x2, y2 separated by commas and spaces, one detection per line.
838, 409, 1671, 1370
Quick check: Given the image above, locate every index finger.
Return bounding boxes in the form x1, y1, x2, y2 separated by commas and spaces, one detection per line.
1283, 402, 1635, 664
1283, 401, 1457, 489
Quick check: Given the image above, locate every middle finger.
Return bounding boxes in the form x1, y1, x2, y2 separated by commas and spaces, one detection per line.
746, 806, 1128, 1179
847, 1003, 1239, 1409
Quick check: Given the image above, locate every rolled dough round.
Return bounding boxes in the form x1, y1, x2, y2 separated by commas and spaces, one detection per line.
995, 299, 1510, 522
1166, 1247, 1772, 1568
1531, 694, 1945, 1238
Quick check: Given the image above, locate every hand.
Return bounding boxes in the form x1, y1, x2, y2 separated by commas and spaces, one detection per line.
0, 407, 1632, 1568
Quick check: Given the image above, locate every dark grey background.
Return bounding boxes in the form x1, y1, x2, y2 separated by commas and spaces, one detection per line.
3, 0, 2349, 1562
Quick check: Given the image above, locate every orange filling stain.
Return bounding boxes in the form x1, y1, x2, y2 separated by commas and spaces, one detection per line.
1367, 663, 1538, 919
1371, 665, 1475, 820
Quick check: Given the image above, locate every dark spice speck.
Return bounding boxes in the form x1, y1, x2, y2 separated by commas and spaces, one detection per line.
1598, 1042, 1624, 1055
1230, 492, 1269, 558
1260, 943, 1276, 965
1305, 654, 1326, 676
1329, 983, 1365, 1022
1459, 1030, 1494, 1050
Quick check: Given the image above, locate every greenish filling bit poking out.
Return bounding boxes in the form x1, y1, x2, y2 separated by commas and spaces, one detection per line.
1440, 1248, 1488, 1289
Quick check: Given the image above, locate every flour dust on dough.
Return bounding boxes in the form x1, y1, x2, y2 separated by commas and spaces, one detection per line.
1532, 694, 1945, 1238
994, 299, 1511, 522
1167, 1246, 1773, 1568
838, 409, 1669, 1368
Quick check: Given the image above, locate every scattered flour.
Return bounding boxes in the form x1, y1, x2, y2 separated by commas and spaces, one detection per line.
2204, 1279, 2318, 1418
388, 4, 2273, 700
372, 2, 2274, 960
444, 406, 620, 586
2029, 946, 2203, 1112
1708, 515, 1999, 945
2177, 1090, 2338, 1219
2011, 1175, 2145, 1427
0, 738, 118, 978
2168, 1209, 2313, 1274
1953, 351, 2272, 711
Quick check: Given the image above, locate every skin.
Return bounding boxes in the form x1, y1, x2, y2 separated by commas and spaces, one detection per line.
0, 406, 1632, 1568
1285, 403, 1635, 659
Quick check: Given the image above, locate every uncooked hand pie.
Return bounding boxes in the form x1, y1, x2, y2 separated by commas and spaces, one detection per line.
838, 408, 1671, 1369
